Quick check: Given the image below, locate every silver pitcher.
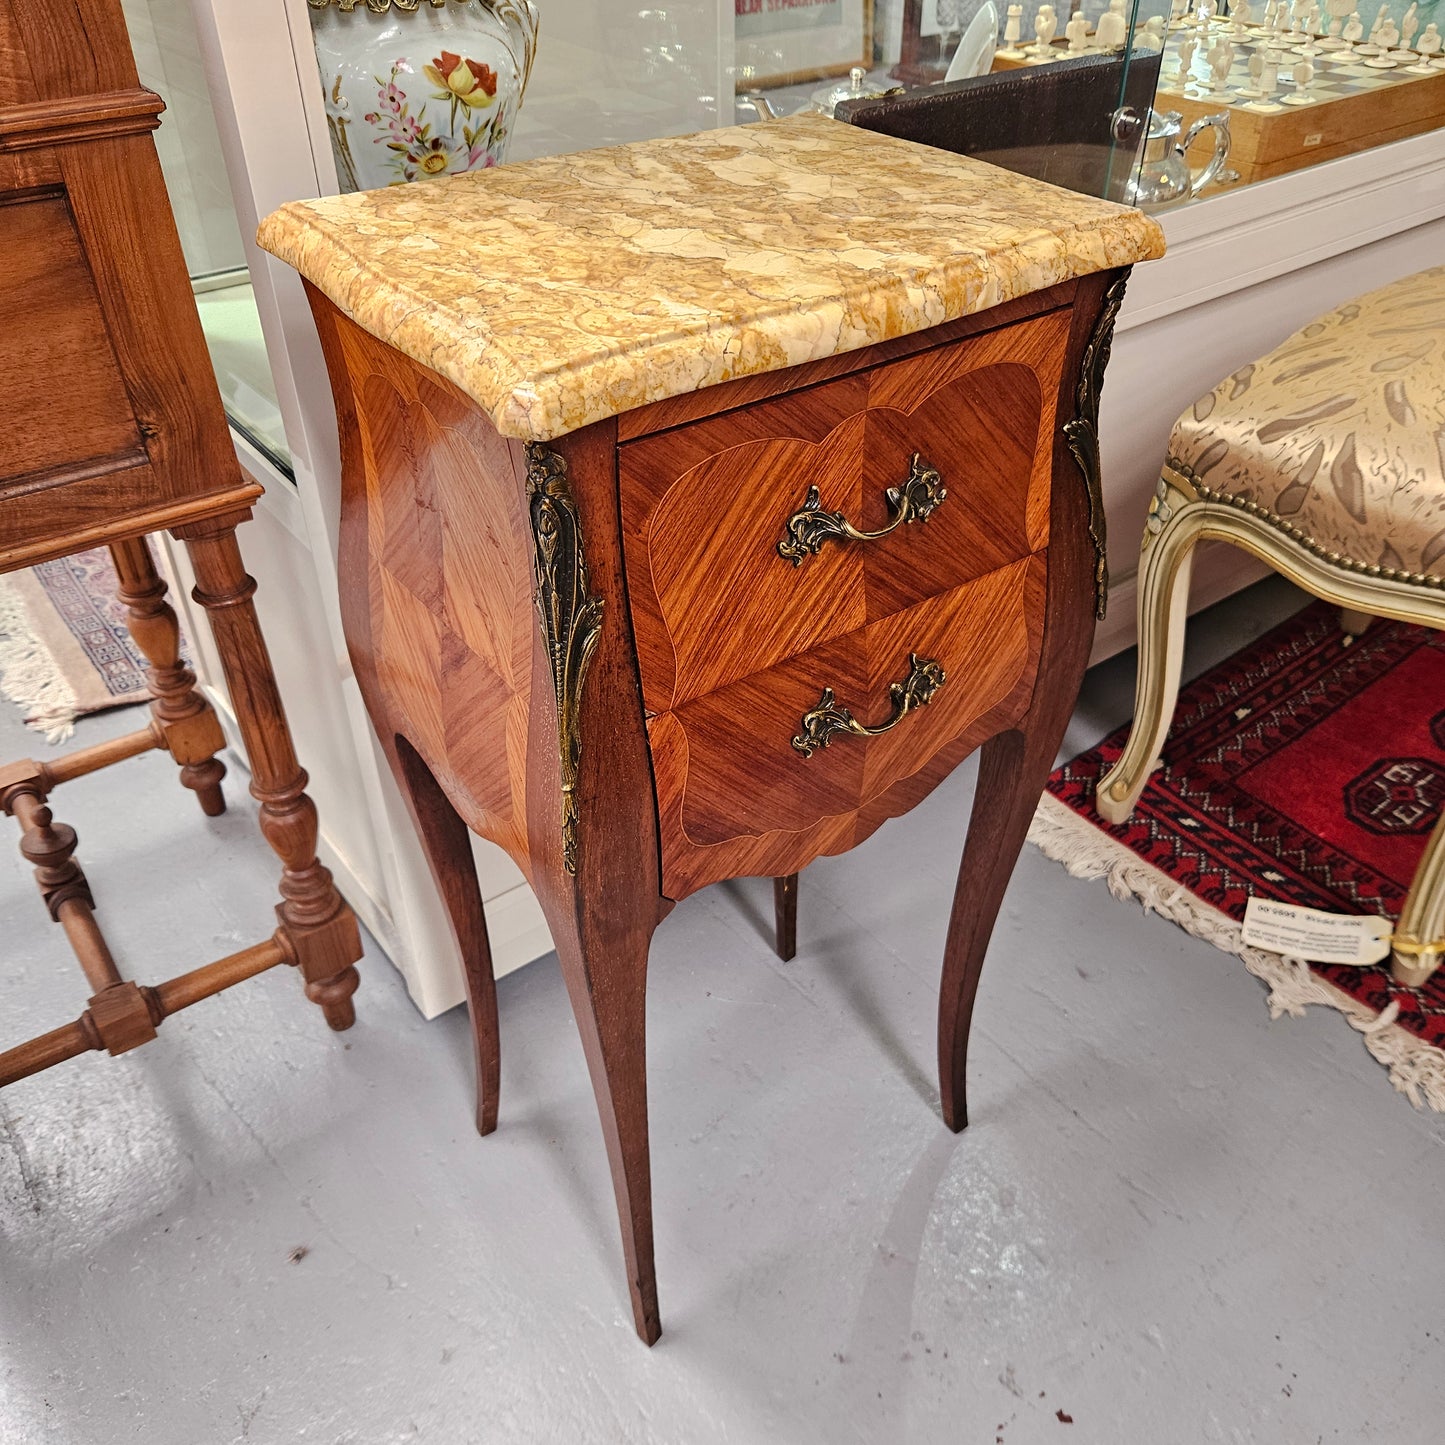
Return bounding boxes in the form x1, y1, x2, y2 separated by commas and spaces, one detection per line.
1124, 107, 1231, 212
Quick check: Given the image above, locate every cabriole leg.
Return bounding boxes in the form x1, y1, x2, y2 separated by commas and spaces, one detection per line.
392, 734, 500, 1135
938, 697, 1085, 1133
1393, 812, 1445, 989
1095, 477, 1202, 825
547, 894, 660, 1344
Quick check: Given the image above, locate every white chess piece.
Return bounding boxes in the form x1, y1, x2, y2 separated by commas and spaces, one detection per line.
1305, 2, 1322, 34
1263, 0, 1280, 25
1364, 22, 1400, 62
1283, 54, 1316, 97
1138, 15, 1167, 50
1169, 0, 1190, 28
1319, 0, 1353, 45
1402, 3, 1420, 47
1176, 30, 1200, 79
999, 2, 1025, 57
1096, 0, 1129, 48
1404, 23, 1438, 67
1356, 1, 1389, 51
1234, 0, 1254, 22
1323, 0, 1352, 44
1207, 38, 1235, 90
1065, 9, 1090, 51
1032, 2, 1058, 56
1242, 48, 1267, 88
1342, 10, 1364, 42
1259, 45, 1282, 92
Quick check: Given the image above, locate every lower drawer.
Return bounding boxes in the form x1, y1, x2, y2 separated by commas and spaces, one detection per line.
647, 552, 1046, 898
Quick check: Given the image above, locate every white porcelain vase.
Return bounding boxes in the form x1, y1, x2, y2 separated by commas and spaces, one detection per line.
307, 0, 540, 191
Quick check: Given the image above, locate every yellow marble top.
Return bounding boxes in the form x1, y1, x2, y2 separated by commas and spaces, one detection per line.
258, 114, 1164, 442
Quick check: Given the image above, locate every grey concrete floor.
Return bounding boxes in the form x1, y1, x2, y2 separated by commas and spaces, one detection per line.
2, 576, 1442, 1445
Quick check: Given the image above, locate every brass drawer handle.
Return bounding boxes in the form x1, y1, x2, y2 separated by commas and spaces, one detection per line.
791, 653, 946, 758
776, 453, 946, 565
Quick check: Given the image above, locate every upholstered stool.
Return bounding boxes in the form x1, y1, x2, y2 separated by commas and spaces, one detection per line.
1097, 267, 1445, 988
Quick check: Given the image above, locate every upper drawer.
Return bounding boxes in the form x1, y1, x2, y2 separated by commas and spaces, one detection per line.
619, 308, 1069, 715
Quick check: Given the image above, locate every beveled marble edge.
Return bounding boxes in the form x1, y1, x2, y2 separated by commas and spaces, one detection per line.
260, 118, 1164, 442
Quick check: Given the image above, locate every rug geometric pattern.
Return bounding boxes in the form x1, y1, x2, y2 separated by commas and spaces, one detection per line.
1045, 601, 1445, 1055
30, 549, 151, 699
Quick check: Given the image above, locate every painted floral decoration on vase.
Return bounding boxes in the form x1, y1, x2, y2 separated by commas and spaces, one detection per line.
308, 0, 540, 193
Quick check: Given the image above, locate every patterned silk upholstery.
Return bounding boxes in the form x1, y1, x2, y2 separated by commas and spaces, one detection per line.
1167, 267, 1445, 588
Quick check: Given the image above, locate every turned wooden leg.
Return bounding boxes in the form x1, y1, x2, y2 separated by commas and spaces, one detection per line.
773, 873, 798, 961
109, 536, 227, 816
175, 516, 361, 1030
393, 735, 500, 1135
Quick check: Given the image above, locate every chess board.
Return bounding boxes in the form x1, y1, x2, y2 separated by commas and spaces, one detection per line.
1158, 20, 1445, 184
994, 25, 1445, 186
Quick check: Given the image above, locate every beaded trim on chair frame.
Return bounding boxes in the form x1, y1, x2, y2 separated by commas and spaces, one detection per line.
1164, 457, 1445, 592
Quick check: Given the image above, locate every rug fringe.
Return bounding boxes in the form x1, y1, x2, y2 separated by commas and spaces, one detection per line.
1028, 791, 1445, 1113
0, 573, 80, 743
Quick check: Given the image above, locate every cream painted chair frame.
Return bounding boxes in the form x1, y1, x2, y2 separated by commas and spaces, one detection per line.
1096, 462, 1445, 989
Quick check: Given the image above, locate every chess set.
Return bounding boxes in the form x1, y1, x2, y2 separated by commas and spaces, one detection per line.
993, 0, 1445, 186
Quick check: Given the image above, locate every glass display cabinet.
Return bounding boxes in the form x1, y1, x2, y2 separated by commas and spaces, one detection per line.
113, 0, 1445, 1014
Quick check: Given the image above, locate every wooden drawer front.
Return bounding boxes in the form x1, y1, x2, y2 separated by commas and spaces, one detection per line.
621, 309, 1068, 715
648, 553, 1045, 897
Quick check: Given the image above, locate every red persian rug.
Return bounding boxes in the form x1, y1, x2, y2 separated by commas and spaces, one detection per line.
1030, 601, 1445, 1110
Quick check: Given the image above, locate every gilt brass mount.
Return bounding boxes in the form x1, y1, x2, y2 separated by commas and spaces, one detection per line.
776, 453, 946, 565
526, 442, 604, 875
791, 653, 946, 758
1063, 271, 1130, 620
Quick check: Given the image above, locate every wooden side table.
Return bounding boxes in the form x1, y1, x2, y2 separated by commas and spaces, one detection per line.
0, 0, 361, 1085
262, 114, 1163, 1342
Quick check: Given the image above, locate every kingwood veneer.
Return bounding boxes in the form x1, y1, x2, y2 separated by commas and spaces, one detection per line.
0, 0, 361, 1087
260, 114, 1164, 1342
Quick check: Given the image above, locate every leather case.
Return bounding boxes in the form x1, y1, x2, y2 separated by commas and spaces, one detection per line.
834, 49, 1162, 205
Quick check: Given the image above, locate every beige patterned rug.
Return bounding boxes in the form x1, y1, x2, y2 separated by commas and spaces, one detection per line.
0, 549, 154, 743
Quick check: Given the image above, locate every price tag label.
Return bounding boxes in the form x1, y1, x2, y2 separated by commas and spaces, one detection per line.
1242, 898, 1393, 966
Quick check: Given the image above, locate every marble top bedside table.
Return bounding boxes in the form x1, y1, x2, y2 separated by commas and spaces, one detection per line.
260, 114, 1163, 1344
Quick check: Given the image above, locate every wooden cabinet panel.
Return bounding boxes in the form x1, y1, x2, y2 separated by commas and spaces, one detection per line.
0, 0, 259, 567
340, 322, 537, 866
620, 310, 1067, 714
649, 552, 1046, 896
0, 193, 142, 484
